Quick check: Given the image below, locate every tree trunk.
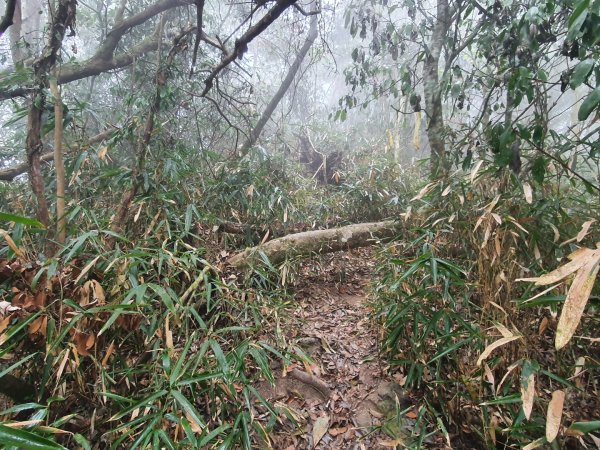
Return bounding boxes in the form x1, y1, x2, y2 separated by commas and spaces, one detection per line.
50, 77, 66, 244
24, 0, 77, 230
423, 0, 450, 178
228, 220, 401, 268
239, 11, 318, 156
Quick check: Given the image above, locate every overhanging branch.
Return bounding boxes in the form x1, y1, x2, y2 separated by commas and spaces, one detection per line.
0, 0, 18, 37
200, 0, 297, 96
0, 0, 190, 101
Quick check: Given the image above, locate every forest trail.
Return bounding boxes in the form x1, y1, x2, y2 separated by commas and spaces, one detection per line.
255, 249, 418, 449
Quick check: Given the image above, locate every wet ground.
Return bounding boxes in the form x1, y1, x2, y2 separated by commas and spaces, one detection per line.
256, 249, 416, 449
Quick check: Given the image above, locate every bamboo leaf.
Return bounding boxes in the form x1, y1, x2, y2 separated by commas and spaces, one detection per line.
477, 335, 520, 366
546, 390, 565, 442
555, 257, 600, 349
0, 424, 66, 450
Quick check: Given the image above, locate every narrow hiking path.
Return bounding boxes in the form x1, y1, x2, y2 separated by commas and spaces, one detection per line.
256, 249, 424, 449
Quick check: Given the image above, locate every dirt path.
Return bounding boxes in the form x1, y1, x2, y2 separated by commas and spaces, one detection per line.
257, 249, 413, 449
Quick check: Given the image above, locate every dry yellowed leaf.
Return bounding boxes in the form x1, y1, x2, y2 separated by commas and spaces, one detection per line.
312, 416, 329, 447
2, 419, 43, 428
380, 438, 406, 447
576, 219, 595, 242
483, 363, 495, 390
186, 411, 203, 433
74, 256, 101, 284
477, 335, 521, 366
411, 181, 437, 201
0, 315, 11, 334
555, 257, 600, 349
571, 356, 585, 379
246, 184, 254, 198
165, 316, 174, 351
517, 257, 587, 285
97, 146, 109, 160
328, 426, 347, 437
522, 437, 546, 450
546, 390, 565, 442
28, 316, 46, 335
494, 323, 513, 338
0, 229, 25, 259
523, 182, 533, 204
102, 341, 115, 367
496, 362, 519, 396
470, 160, 484, 183
518, 246, 600, 349
534, 243, 541, 264
538, 317, 549, 335
521, 371, 535, 420
55, 349, 71, 385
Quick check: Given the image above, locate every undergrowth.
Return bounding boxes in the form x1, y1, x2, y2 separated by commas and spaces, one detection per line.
372, 167, 600, 448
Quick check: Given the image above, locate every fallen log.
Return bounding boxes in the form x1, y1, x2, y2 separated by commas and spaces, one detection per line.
228, 220, 401, 268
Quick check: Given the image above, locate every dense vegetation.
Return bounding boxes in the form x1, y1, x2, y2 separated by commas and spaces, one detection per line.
0, 0, 598, 448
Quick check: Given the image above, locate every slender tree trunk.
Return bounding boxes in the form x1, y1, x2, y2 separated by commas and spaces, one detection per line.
50, 76, 66, 244
239, 11, 318, 156
110, 28, 193, 240
25, 0, 77, 231
26, 93, 51, 227
6, 0, 23, 64
423, 0, 450, 178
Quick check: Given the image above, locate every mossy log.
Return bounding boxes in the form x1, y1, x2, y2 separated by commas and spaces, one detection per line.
228, 220, 400, 268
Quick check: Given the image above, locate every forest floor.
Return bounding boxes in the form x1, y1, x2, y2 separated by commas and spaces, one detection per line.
254, 248, 434, 449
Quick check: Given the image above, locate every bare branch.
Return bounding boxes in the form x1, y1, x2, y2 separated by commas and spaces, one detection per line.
200, 0, 298, 97
293, 4, 320, 16
0, 127, 118, 181
0, 0, 18, 37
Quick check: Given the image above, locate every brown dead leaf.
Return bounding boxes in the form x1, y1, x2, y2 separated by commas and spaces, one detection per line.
538, 317, 549, 335
73, 331, 92, 356
380, 439, 406, 447
405, 410, 418, 419
28, 315, 47, 336
34, 290, 47, 308
0, 315, 11, 334
102, 341, 115, 367
312, 416, 329, 448
546, 390, 565, 442
0, 229, 26, 259
328, 426, 347, 436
